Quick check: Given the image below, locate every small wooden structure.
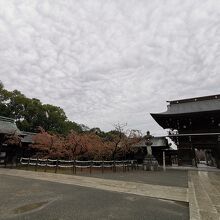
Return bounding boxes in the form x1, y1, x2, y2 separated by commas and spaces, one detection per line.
0, 116, 21, 164
0, 116, 37, 164
133, 136, 170, 165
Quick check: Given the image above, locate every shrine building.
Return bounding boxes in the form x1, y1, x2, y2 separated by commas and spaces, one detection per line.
151, 94, 220, 168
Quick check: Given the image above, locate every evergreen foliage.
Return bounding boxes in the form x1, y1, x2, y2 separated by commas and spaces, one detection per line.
0, 82, 82, 134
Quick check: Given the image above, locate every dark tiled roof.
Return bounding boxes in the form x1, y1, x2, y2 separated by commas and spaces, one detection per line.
133, 137, 168, 148
0, 116, 21, 135
152, 94, 220, 116
21, 131, 36, 143
168, 94, 220, 104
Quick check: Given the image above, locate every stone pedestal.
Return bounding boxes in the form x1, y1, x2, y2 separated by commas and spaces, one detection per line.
143, 154, 159, 171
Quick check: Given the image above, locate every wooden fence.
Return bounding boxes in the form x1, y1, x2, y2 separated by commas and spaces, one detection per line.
19, 157, 138, 174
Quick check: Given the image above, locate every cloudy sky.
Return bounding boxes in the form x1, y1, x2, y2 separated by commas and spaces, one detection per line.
1, 0, 220, 135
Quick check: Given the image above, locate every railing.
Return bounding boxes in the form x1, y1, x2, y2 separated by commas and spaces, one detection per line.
19, 157, 138, 174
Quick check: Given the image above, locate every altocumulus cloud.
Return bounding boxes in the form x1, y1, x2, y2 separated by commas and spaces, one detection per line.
0, 0, 220, 134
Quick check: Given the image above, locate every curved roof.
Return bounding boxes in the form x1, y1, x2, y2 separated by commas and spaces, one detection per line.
150, 94, 220, 129
151, 94, 220, 116
0, 116, 21, 135
21, 131, 36, 143
133, 137, 168, 148
167, 94, 220, 104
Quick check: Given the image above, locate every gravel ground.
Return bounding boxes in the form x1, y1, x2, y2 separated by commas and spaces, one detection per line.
75, 169, 188, 188
0, 174, 189, 220
15, 165, 188, 188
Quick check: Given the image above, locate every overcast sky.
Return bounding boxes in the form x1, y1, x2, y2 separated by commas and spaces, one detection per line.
1, 0, 220, 135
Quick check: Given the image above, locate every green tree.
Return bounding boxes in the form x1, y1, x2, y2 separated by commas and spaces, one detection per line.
0, 82, 83, 134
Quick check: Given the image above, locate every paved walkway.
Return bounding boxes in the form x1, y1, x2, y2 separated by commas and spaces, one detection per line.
0, 168, 188, 202
1, 168, 220, 220
168, 164, 220, 172
0, 174, 189, 220
188, 171, 220, 220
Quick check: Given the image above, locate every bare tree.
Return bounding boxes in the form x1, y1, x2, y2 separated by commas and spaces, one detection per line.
106, 123, 127, 160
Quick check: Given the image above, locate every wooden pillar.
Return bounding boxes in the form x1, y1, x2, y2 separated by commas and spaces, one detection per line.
214, 138, 220, 169
163, 151, 166, 171
35, 157, 39, 171
102, 160, 104, 174
90, 161, 92, 174
189, 135, 197, 167
55, 159, 58, 173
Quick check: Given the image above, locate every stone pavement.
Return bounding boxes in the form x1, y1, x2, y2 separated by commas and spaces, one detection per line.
77, 168, 188, 187
168, 164, 220, 172
0, 174, 189, 220
0, 168, 188, 202
1, 168, 220, 220
188, 171, 220, 220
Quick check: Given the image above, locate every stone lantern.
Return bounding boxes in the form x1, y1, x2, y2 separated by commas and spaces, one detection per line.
143, 131, 159, 171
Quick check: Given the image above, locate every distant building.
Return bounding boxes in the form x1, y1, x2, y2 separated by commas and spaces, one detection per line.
133, 137, 170, 164
0, 116, 36, 164
20, 131, 36, 158
151, 94, 220, 168
0, 116, 21, 136
0, 116, 20, 163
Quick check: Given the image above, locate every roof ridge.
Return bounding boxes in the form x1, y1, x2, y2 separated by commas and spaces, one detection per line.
167, 94, 220, 105
0, 116, 15, 123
